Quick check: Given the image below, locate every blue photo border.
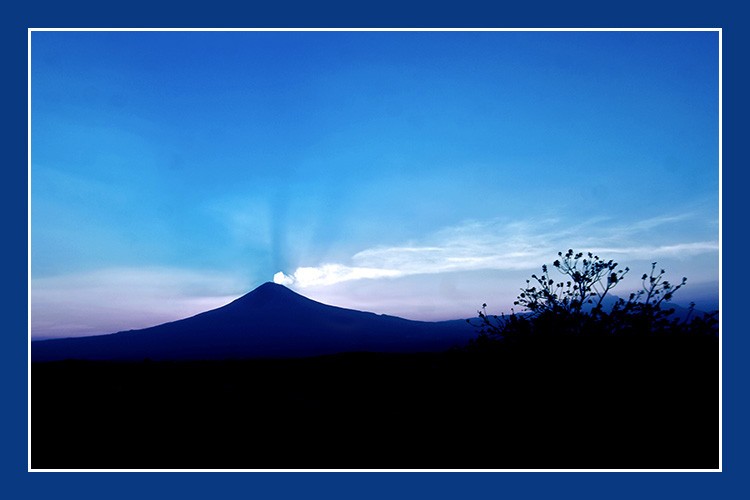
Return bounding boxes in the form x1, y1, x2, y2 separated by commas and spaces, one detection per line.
4, 1, 744, 498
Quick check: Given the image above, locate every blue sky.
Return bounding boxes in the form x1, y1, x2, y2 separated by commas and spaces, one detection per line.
31, 30, 719, 338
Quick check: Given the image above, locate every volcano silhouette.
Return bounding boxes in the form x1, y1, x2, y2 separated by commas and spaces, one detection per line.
32, 282, 474, 361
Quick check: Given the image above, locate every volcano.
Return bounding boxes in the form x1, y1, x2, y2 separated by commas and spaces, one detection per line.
31, 282, 474, 361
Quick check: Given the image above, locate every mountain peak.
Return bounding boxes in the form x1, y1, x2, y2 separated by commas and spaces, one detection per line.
31, 280, 476, 361
225, 281, 309, 310
254, 281, 289, 293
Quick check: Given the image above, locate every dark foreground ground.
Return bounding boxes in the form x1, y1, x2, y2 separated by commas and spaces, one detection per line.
32, 334, 718, 469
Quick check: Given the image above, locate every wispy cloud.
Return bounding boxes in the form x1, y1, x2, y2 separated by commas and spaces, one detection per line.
585, 241, 719, 259
274, 265, 401, 287
623, 213, 696, 232
275, 214, 718, 288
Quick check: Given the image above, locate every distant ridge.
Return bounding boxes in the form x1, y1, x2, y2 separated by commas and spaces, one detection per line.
32, 282, 474, 361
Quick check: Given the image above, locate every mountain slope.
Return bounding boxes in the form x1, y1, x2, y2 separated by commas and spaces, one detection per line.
32, 282, 475, 361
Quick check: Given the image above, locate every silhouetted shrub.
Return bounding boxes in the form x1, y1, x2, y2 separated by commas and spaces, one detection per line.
468, 250, 718, 346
